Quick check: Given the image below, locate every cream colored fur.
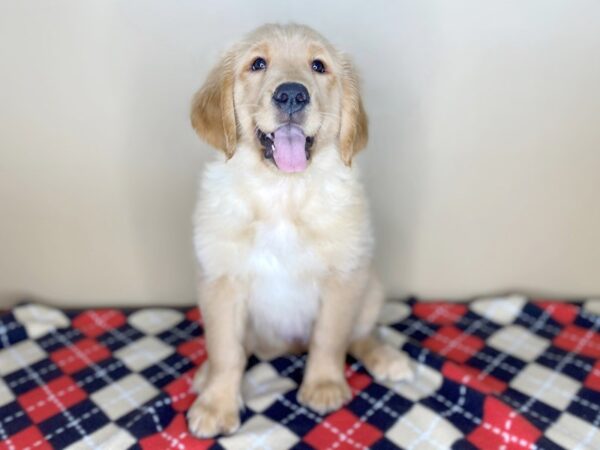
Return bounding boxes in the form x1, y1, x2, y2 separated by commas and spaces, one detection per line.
187, 24, 411, 438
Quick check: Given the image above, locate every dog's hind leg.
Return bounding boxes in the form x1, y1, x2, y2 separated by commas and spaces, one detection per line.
349, 271, 413, 382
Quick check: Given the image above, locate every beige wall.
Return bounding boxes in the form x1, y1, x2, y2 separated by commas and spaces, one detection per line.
1, 1, 599, 307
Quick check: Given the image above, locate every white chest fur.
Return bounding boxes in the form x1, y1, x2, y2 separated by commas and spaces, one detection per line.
193, 147, 372, 345
245, 218, 324, 343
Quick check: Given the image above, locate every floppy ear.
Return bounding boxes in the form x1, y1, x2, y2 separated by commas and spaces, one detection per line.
339, 58, 368, 166
190, 52, 237, 158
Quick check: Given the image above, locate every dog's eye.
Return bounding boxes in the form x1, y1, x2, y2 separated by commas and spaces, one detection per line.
251, 57, 267, 71
311, 59, 326, 74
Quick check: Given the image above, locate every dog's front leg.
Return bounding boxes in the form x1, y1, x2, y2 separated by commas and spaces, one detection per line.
187, 276, 247, 438
298, 269, 367, 414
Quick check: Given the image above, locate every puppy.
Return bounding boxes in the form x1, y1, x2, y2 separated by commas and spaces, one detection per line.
187, 23, 411, 438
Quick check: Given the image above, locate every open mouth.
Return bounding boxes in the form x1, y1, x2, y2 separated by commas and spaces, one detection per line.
256, 125, 315, 173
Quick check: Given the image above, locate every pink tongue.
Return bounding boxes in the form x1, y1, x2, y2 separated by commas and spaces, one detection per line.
272, 124, 308, 173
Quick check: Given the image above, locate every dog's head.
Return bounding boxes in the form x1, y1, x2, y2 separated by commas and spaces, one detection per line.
191, 24, 368, 172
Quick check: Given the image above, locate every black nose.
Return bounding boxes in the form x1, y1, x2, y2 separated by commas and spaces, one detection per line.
272, 82, 310, 115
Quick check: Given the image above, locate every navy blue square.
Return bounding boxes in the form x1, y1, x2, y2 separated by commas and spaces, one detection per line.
4, 358, 61, 396
0, 314, 28, 347
72, 357, 131, 394
116, 392, 173, 440
63, 310, 82, 320
291, 441, 318, 450
452, 439, 479, 450
403, 342, 444, 371
537, 346, 594, 382
97, 324, 143, 352
347, 383, 412, 432
466, 346, 526, 383
270, 355, 307, 385
567, 387, 600, 423
393, 316, 440, 343
514, 304, 562, 340
422, 380, 484, 434
535, 436, 569, 450
366, 392, 413, 433
239, 407, 254, 424
38, 399, 109, 449
205, 444, 226, 450
455, 311, 502, 340
370, 437, 402, 449
246, 355, 262, 370
140, 353, 193, 389
574, 311, 598, 330
36, 329, 83, 353
501, 388, 561, 431
0, 400, 32, 435
263, 389, 318, 437
157, 319, 201, 348
346, 384, 382, 419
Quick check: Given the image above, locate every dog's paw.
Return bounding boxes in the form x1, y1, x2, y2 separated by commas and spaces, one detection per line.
297, 379, 351, 414
192, 362, 209, 393
363, 344, 413, 382
187, 397, 240, 438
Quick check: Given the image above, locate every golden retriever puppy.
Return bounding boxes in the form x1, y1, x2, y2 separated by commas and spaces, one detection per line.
187, 23, 411, 437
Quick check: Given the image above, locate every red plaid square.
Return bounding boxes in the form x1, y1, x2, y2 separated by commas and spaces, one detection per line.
18, 375, 86, 423
50, 338, 111, 374
442, 361, 507, 394
186, 307, 202, 324
303, 409, 382, 449
467, 397, 541, 450
0, 425, 52, 450
534, 301, 579, 325
140, 413, 214, 450
164, 368, 197, 412
584, 361, 600, 391
423, 326, 485, 363
414, 303, 468, 325
72, 309, 126, 338
177, 337, 207, 365
347, 370, 372, 393
553, 324, 600, 358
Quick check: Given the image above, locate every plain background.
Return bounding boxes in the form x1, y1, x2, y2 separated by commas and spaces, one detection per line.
1, 1, 599, 307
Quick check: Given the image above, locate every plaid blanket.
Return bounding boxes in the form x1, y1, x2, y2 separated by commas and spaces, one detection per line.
0, 296, 599, 450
